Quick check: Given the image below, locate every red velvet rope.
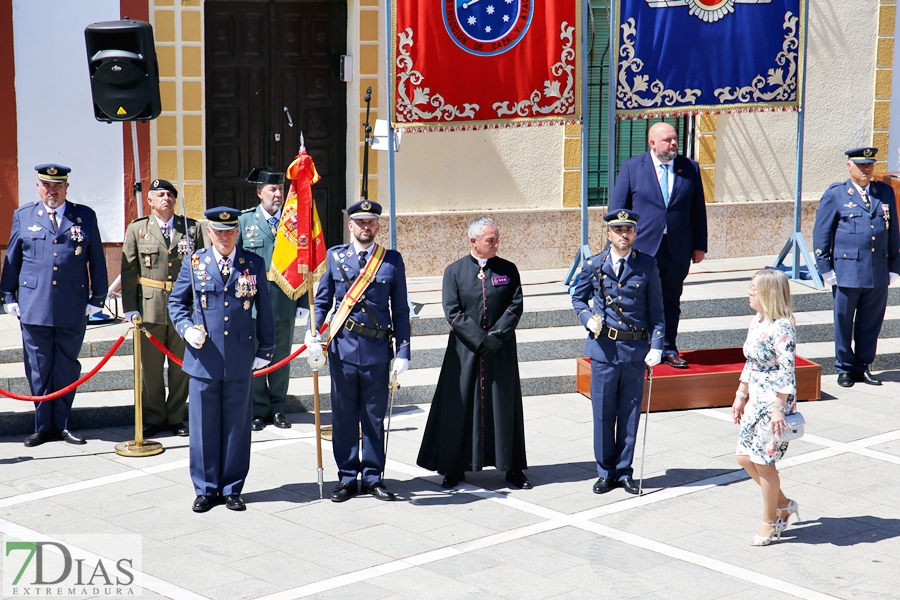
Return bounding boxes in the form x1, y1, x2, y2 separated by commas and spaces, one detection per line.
143, 323, 328, 377
0, 335, 127, 402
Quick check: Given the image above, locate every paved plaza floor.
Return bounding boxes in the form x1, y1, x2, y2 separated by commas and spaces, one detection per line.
1, 372, 899, 599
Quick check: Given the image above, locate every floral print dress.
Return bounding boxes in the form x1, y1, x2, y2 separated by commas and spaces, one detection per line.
736, 316, 797, 465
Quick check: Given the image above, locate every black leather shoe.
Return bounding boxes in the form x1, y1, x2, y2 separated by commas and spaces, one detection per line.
251, 417, 265, 431
664, 354, 689, 369
505, 470, 533, 489
23, 431, 59, 447
331, 482, 358, 503
192, 495, 216, 513
61, 430, 86, 445
171, 423, 189, 437
363, 483, 397, 501
837, 373, 854, 387
620, 477, 640, 495
441, 472, 466, 488
272, 413, 292, 429
143, 423, 161, 438
860, 370, 883, 386
224, 494, 246, 511
592, 477, 616, 494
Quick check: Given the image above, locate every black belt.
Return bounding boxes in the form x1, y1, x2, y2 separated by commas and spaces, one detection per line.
599, 324, 648, 341
346, 319, 392, 339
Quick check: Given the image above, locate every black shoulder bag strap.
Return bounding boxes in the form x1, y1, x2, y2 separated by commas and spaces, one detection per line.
585, 251, 638, 333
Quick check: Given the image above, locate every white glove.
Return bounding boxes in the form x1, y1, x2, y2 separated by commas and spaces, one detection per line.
123, 310, 141, 322
644, 349, 662, 368
586, 317, 599, 334
184, 326, 206, 349
4, 302, 20, 317
252, 357, 270, 370
392, 357, 409, 375
822, 270, 837, 286
295, 307, 309, 326
891, 273, 900, 286
85, 305, 101, 317
305, 329, 322, 353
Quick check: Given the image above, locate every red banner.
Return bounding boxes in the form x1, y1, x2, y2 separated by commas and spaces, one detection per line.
393, 0, 580, 131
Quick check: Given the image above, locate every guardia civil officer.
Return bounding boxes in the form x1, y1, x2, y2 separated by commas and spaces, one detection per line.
238, 168, 310, 431
812, 147, 900, 387
168, 207, 276, 512
1, 165, 108, 447
121, 179, 204, 438
571, 210, 665, 495
312, 199, 410, 502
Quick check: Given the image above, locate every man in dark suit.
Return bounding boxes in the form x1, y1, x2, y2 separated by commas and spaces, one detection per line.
812, 147, 900, 387
238, 168, 309, 431
313, 199, 410, 503
1, 164, 108, 447
609, 122, 707, 368
121, 179, 204, 438
571, 210, 665, 495
169, 207, 276, 512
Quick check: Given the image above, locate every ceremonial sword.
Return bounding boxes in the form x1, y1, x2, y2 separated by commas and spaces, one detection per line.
638, 365, 653, 496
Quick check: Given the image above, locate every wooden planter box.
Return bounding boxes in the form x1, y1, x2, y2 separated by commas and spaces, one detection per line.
576, 348, 822, 412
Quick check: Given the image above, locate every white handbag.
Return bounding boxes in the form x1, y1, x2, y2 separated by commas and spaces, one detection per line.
774, 412, 805, 442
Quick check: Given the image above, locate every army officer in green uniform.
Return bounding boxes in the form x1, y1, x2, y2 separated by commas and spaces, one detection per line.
121, 179, 204, 437
238, 168, 310, 430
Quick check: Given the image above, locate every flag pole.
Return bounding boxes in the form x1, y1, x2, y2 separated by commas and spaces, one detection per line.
298, 132, 325, 499
306, 276, 324, 500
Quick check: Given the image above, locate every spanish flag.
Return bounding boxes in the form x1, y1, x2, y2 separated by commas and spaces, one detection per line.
269, 147, 326, 299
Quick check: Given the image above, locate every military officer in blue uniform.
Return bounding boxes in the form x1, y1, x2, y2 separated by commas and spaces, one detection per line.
812, 147, 900, 387
313, 199, 410, 502
168, 207, 276, 512
571, 210, 665, 495
238, 168, 310, 431
1, 164, 108, 447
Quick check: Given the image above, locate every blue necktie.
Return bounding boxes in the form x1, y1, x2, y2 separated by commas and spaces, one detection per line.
659, 164, 670, 207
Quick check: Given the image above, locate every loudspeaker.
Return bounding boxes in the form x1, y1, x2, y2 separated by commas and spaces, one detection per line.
85, 20, 161, 122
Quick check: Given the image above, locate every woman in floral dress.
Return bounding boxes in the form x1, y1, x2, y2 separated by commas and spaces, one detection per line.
732, 269, 800, 546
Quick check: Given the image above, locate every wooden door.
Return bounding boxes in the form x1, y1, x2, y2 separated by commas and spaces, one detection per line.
205, 1, 347, 246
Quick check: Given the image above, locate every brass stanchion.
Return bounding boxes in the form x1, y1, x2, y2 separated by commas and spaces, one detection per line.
116, 314, 164, 457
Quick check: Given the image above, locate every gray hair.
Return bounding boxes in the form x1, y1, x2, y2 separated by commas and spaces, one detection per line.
468, 216, 496, 240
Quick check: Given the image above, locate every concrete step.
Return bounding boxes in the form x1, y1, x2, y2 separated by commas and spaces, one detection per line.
3, 333, 898, 436
4, 304, 900, 398
2, 257, 877, 363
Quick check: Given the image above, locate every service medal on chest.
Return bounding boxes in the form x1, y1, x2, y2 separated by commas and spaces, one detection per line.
243, 300, 251, 310
75, 246, 82, 256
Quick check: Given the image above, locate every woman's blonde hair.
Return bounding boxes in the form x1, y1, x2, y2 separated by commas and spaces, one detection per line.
753, 269, 794, 324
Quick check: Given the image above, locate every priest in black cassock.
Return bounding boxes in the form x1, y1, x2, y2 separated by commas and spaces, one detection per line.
417, 217, 531, 490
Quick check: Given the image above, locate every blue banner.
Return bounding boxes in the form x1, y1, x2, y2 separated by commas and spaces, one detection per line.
615, 0, 803, 118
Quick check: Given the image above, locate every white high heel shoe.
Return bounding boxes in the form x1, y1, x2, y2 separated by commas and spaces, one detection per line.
750, 521, 782, 546
778, 499, 801, 526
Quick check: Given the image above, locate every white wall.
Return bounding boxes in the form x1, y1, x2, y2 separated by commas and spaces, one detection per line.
393, 126, 564, 211
714, 0, 878, 202
14, 0, 124, 242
